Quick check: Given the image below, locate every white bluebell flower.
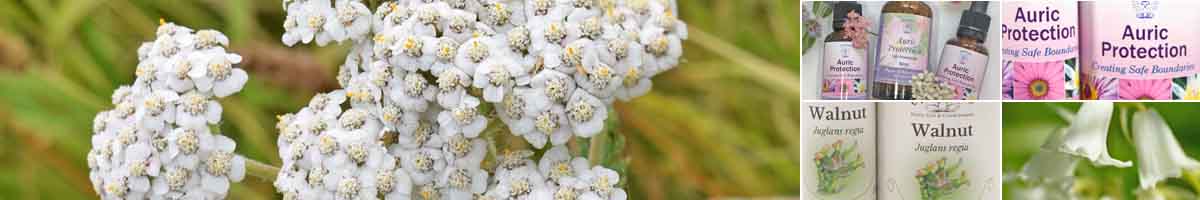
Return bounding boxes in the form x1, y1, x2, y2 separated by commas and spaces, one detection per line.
1132, 108, 1200, 189
1055, 102, 1131, 167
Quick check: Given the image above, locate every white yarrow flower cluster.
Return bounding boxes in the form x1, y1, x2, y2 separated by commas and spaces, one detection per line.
88, 21, 248, 199
275, 0, 681, 199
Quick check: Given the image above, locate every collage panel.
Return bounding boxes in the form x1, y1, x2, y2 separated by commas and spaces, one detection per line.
1004, 102, 1200, 199
803, 102, 1002, 200
803, 1, 1002, 100
801, 1, 1200, 200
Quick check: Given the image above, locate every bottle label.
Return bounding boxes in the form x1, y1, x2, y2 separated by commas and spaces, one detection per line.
877, 103, 1000, 200
1002, 1, 1079, 100
936, 45, 989, 100
875, 13, 932, 86
803, 102, 875, 200
823, 41, 869, 100
1001, 1, 1079, 62
1079, 1, 1200, 99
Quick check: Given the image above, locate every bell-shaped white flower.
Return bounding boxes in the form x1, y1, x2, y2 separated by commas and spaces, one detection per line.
1054, 102, 1131, 167
1021, 128, 1080, 182
1132, 108, 1200, 189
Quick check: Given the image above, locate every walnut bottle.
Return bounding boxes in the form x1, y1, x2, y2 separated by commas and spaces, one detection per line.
873, 1, 933, 100
803, 102, 876, 200
877, 102, 1001, 200
935, 2, 991, 100
822, 2, 869, 100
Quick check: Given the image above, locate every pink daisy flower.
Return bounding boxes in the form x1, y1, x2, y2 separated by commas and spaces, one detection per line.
1081, 75, 1117, 100
1012, 61, 1066, 100
1118, 79, 1171, 100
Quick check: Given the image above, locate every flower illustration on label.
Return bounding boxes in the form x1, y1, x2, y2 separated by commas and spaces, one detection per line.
916, 157, 970, 200
814, 140, 865, 194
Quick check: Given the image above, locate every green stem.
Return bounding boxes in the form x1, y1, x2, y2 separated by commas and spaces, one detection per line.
243, 157, 279, 182
588, 132, 605, 166
686, 26, 799, 97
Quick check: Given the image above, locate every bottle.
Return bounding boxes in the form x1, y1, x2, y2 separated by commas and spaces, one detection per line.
873, 1, 933, 100
935, 2, 990, 100
877, 102, 1001, 200
1001, 1, 1079, 100
822, 2, 869, 100
1079, 1, 1200, 100
803, 102, 876, 200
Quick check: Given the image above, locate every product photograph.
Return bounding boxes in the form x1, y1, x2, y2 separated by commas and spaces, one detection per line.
0, 0, 801, 199
801, 1, 1200, 200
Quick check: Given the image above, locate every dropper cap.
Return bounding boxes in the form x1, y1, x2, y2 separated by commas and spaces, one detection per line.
957, 2, 990, 42
831, 2, 862, 30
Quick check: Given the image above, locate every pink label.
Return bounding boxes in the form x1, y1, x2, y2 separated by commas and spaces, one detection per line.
822, 42, 869, 100
936, 45, 989, 100
874, 13, 931, 85
1001, 1, 1079, 62
1080, 1, 1200, 80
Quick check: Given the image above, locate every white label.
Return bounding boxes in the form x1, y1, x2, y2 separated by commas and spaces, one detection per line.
877, 103, 1001, 200
936, 45, 990, 100
803, 102, 876, 200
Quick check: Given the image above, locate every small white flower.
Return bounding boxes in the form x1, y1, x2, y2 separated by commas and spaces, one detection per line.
330, 0, 372, 42
492, 165, 546, 199
497, 88, 538, 137
530, 70, 576, 104
637, 26, 682, 74
455, 36, 495, 74
401, 148, 447, 185
134, 89, 179, 132
198, 135, 246, 197
174, 91, 223, 128
538, 145, 589, 185
579, 166, 626, 200
440, 8, 479, 41
437, 95, 488, 138
433, 66, 472, 108
438, 164, 489, 199
1132, 108, 1200, 189
474, 56, 530, 102
1054, 102, 1131, 167
388, 71, 436, 112
388, 34, 438, 71
442, 133, 488, 167
186, 49, 248, 97
566, 90, 606, 137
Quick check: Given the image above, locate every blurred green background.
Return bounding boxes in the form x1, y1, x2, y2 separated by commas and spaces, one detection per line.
1003, 103, 1200, 200
0, 0, 801, 199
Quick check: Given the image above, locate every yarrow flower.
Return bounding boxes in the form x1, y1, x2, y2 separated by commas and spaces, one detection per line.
275, 0, 683, 198
911, 71, 954, 100
88, 21, 247, 199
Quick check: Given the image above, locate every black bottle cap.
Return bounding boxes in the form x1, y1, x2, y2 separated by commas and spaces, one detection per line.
832, 2, 862, 30
957, 2, 990, 42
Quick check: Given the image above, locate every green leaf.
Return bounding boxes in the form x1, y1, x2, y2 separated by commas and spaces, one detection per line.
814, 2, 833, 18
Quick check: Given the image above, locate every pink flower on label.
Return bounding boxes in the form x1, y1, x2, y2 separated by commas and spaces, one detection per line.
1119, 79, 1171, 100
1012, 61, 1065, 100
1082, 75, 1117, 100
842, 10, 871, 49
